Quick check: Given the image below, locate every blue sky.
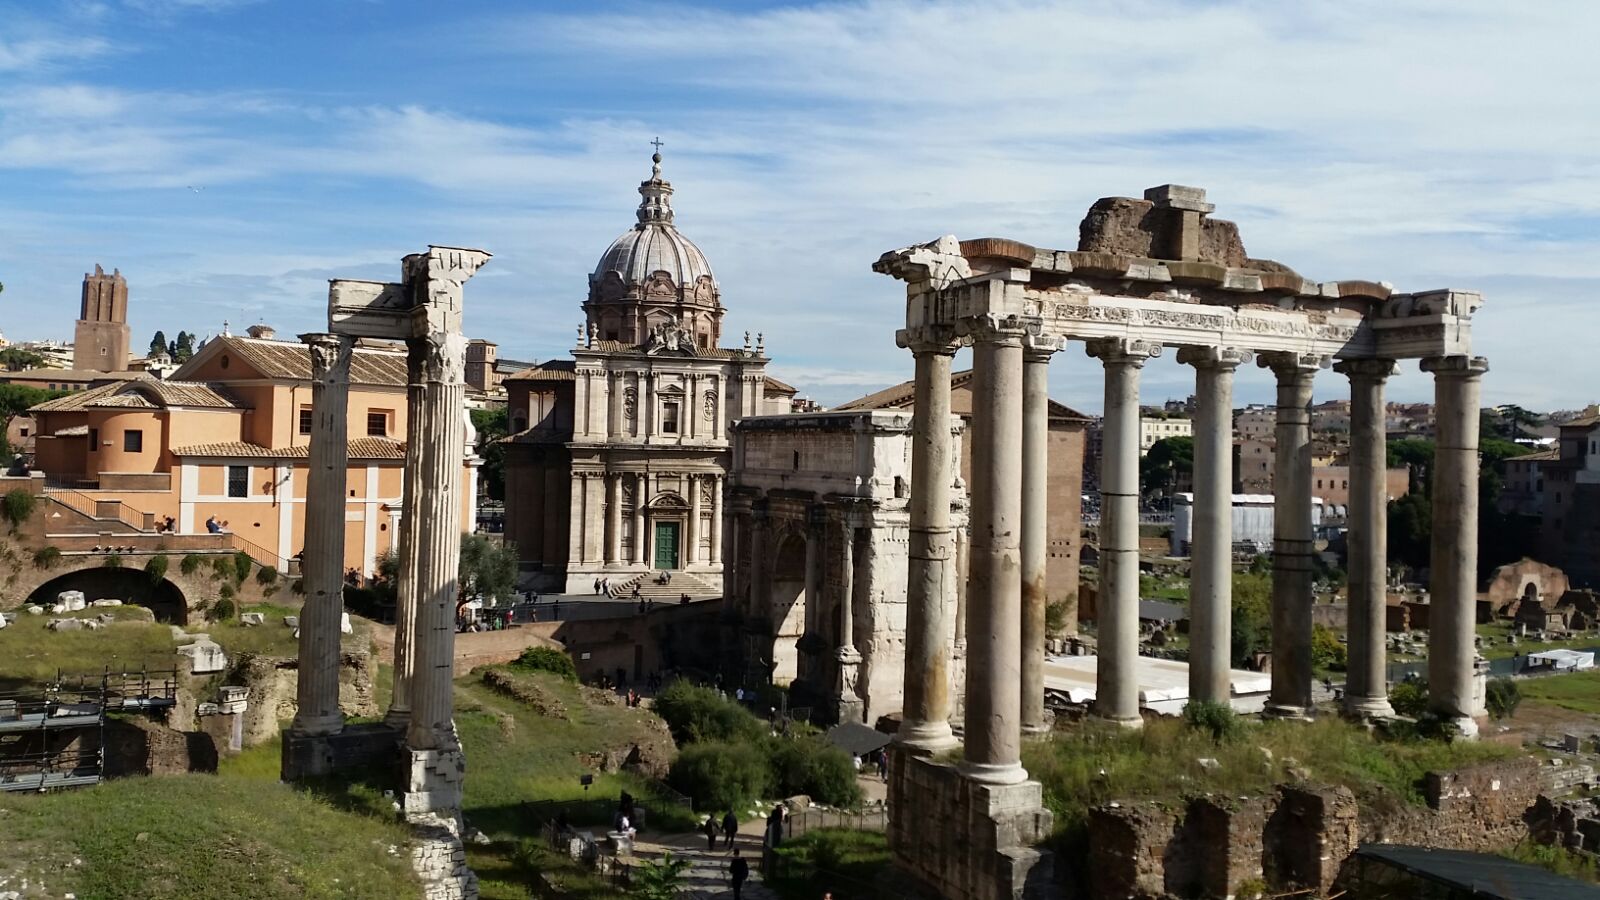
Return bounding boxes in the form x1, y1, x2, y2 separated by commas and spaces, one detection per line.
0, 0, 1593, 413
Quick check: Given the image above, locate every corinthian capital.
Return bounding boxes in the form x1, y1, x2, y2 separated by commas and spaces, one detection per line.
1420, 355, 1489, 379
1086, 338, 1161, 367
1258, 351, 1329, 379
301, 333, 353, 382
897, 325, 961, 356
873, 235, 972, 289
1176, 346, 1251, 370
1332, 358, 1399, 382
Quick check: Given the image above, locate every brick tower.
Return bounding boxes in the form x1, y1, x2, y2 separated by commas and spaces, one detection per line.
74, 264, 131, 372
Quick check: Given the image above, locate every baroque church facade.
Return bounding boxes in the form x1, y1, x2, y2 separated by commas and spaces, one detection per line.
503, 152, 795, 594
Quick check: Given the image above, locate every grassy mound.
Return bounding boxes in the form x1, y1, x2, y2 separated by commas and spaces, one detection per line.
1520, 669, 1600, 716
0, 605, 175, 687
0, 775, 416, 899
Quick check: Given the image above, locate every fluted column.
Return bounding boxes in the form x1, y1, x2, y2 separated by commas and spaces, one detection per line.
633, 473, 648, 565
709, 476, 723, 565
1338, 359, 1398, 718
1261, 352, 1323, 719
1020, 337, 1058, 735
1180, 346, 1249, 707
1088, 338, 1158, 727
606, 474, 622, 565
688, 474, 702, 566
293, 332, 353, 737
1424, 355, 1490, 735
896, 334, 960, 753
962, 320, 1026, 784
405, 330, 469, 755
385, 340, 425, 727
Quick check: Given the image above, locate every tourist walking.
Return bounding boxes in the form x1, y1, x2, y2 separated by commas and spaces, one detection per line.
729, 848, 749, 900
703, 813, 720, 851
721, 809, 738, 849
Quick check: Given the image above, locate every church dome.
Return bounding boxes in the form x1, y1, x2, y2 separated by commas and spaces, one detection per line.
590, 151, 717, 293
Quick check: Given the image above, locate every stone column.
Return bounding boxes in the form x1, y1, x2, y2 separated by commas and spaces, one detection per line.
606, 473, 622, 566
897, 334, 960, 753
633, 473, 648, 566
963, 320, 1026, 784
1179, 347, 1248, 707
405, 329, 469, 761
292, 333, 353, 737
385, 341, 426, 728
1088, 338, 1157, 727
688, 474, 702, 566
1260, 352, 1322, 719
1337, 359, 1398, 719
835, 514, 864, 723
1020, 337, 1058, 735
1424, 355, 1490, 735
954, 525, 969, 650
709, 476, 723, 565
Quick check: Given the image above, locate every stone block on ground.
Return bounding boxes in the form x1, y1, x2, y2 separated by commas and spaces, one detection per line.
48, 618, 83, 632
340, 611, 353, 634
92, 599, 123, 607
284, 615, 299, 628
57, 590, 86, 611
240, 612, 265, 626
176, 639, 227, 674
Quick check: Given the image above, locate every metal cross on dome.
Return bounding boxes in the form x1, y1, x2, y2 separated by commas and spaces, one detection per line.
651, 136, 664, 153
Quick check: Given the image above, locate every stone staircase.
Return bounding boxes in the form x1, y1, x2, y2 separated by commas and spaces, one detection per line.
630, 836, 775, 900
607, 571, 719, 602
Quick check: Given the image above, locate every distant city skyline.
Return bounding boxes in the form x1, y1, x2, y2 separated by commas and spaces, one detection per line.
0, 0, 1593, 413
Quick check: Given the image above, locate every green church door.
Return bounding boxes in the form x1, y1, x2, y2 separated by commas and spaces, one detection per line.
653, 521, 680, 570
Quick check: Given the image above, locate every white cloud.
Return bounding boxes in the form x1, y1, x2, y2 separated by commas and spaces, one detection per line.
0, 0, 1595, 411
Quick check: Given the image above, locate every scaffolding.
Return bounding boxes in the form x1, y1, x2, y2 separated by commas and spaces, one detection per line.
0, 666, 178, 792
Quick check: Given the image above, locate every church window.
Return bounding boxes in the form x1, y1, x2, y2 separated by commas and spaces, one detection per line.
123, 430, 143, 453
299, 407, 313, 435
663, 401, 680, 434
367, 410, 391, 437
88, 428, 98, 450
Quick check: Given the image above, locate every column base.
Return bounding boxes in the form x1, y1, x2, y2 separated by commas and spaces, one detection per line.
960, 760, 1030, 786
289, 711, 345, 738
405, 745, 467, 821
896, 720, 961, 755
1341, 696, 1394, 720
1021, 721, 1053, 739
383, 706, 412, 729
1264, 703, 1315, 721
280, 721, 402, 781
889, 752, 1055, 900
1093, 710, 1144, 730
1434, 714, 1480, 740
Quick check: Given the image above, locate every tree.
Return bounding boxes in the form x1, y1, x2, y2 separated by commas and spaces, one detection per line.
457, 533, 518, 610
174, 331, 196, 361
1230, 570, 1272, 667
0, 384, 64, 463
1141, 436, 1194, 498
1387, 438, 1434, 492
147, 330, 168, 359
470, 407, 508, 502
1387, 492, 1432, 572
0, 348, 45, 372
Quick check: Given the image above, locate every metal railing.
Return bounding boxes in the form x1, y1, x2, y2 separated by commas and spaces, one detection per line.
228, 532, 284, 569
40, 488, 148, 532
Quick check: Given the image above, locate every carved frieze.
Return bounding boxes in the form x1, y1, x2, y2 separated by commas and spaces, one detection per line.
702, 391, 717, 422
623, 386, 638, 420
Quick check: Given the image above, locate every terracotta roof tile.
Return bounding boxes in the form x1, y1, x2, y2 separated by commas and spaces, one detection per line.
171, 437, 407, 460
763, 375, 798, 395
504, 360, 577, 382
173, 335, 407, 386
28, 378, 246, 413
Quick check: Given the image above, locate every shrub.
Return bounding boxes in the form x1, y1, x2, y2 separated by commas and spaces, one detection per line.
631, 851, 691, 900
180, 553, 205, 576
144, 553, 169, 584
290, 578, 305, 596
1390, 679, 1429, 718
218, 583, 236, 601
1311, 624, 1347, 672
101, 553, 123, 568
2, 489, 34, 529
1486, 678, 1522, 720
766, 736, 863, 807
255, 565, 279, 586
667, 741, 771, 812
234, 551, 253, 583
510, 646, 577, 682
1183, 700, 1244, 743
654, 679, 768, 745
211, 597, 237, 621
211, 556, 235, 581
32, 546, 60, 570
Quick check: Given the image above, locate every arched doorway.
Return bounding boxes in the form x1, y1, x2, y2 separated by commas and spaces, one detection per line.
770, 532, 807, 684
647, 493, 689, 570
27, 566, 188, 625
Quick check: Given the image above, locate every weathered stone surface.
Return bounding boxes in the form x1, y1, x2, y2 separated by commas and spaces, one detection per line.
175, 638, 227, 675
1077, 197, 1248, 266
1088, 801, 1177, 900
103, 715, 218, 776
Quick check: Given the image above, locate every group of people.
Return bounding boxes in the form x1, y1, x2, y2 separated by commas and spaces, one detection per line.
701, 810, 751, 898
203, 515, 230, 534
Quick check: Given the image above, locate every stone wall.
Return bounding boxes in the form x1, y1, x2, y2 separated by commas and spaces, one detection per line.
103, 715, 219, 776
1087, 757, 1544, 899
889, 752, 1053, 900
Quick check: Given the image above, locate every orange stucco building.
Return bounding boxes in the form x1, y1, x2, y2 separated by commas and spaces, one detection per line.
28, 333, 478, 574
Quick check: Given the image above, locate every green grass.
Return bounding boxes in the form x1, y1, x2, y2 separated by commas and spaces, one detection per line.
204, 603, 363, 658
0, 775, 417, 900
1503, 839, 1600, 883
1023, 715, 1518, 862
769, 829, 891, 900
0, 605, 176, 687
1519, 669, 1600, 716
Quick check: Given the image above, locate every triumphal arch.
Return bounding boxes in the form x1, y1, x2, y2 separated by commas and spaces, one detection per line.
876, 185, 1487, 899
